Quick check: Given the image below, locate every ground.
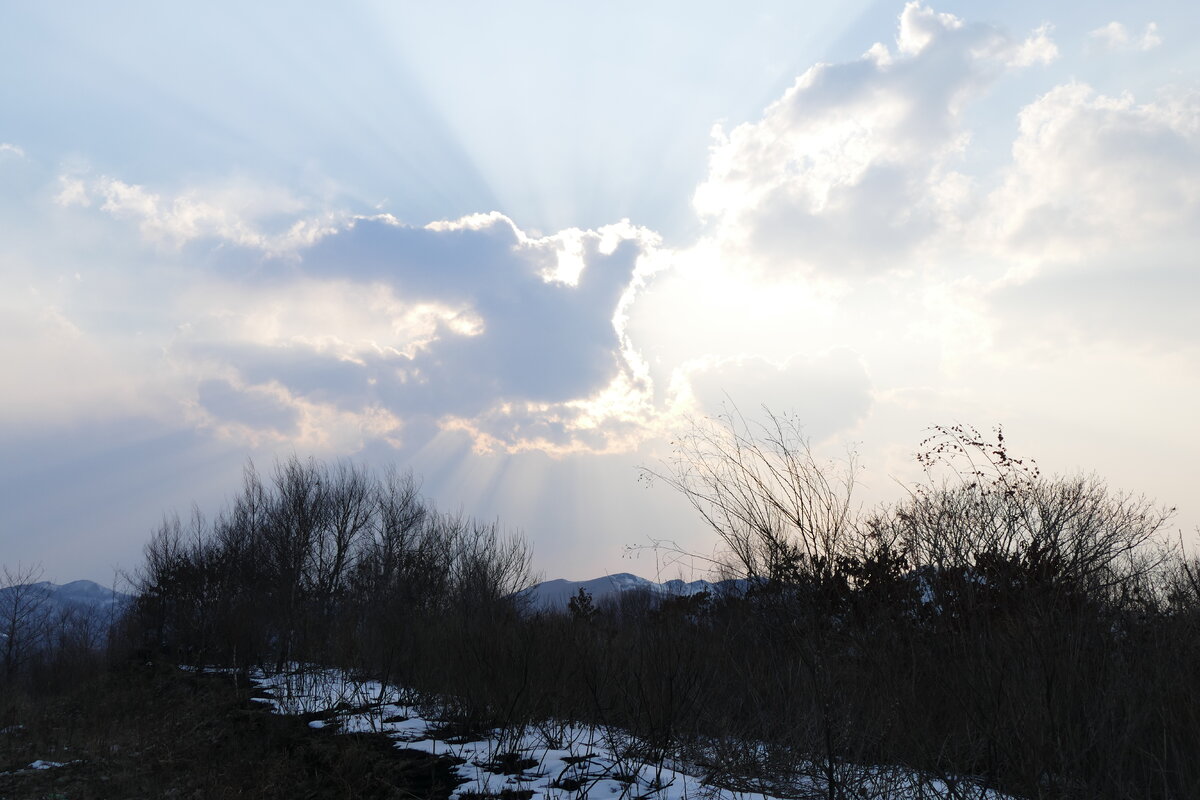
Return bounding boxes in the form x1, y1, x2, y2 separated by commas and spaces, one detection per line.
0, 663, 463, 799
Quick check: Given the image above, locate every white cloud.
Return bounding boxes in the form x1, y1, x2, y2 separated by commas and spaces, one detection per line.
1006, 23, 1059, 68
54, 176, 90, 207
55, 174, 343, 255
187, 375, 406, 453
178, 279, 480, 363
895, 2, 963, 55
427, 212, 660, 286
0, 143, 25, 158
983, 83, 1200, 263
973, 80, 1200, 350
1089, 21, 1162, 52
692, 2, 1056, 278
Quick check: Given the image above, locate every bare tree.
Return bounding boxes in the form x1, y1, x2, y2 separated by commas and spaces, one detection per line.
641, 406, 859, 583
313, 460, 372, 602
1, 563, 52, 683
359, 466, 429, 594
900, 424, 1174, 598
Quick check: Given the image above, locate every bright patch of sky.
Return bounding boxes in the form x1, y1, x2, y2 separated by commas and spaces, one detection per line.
2, 1, 1199, 582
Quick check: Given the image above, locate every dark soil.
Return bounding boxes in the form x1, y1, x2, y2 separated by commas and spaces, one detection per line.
0, 662, 464, 799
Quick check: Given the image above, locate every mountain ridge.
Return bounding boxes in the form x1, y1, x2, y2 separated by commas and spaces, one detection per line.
0, 579, 131, 618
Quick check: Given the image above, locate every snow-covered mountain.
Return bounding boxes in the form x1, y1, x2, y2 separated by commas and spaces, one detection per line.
519, 572, 738, 611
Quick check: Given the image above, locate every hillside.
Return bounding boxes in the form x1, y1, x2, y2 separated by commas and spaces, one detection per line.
0, 579, 129, 618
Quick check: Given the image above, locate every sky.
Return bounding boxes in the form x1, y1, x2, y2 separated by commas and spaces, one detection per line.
2, 1, 1199, 584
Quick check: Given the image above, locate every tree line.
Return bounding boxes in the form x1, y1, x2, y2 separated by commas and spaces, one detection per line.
129, 458, 533, 679
0, 564, 121, 693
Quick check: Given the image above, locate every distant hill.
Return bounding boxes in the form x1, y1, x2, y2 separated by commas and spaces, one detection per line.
0, 579, 131, 626
519, 572, 742, 611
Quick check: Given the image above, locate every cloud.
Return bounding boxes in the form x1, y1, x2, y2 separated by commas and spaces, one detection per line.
1006, 23, 1059, 68
54, 176, 90, 207
983, 83, 1200, 263
196, 378, 299, 434
1089, 22, 1162, 52
625, 0, 1200, 497
55, 174, 342, 255
0, 143, 25, 159
21, 2, 1199, 473
665, 2, 1199, 370
175, 278, 477, 366
188, 373, 404, 452
692, 2, 1056, 278
32, 152, 670, 457
144, 211, 663, 454
980, 82, 1200, 349
303, 214, 650, 400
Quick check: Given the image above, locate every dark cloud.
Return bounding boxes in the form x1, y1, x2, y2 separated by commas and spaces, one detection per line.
186, 216, 647, 444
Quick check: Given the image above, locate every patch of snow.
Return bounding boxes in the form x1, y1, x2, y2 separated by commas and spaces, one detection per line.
0, 759, 80, 775
234, 664, 1018, 800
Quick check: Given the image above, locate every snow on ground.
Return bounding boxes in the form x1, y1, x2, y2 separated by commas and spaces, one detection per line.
245, 666, 1014, 800
0, 759, 78, 776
